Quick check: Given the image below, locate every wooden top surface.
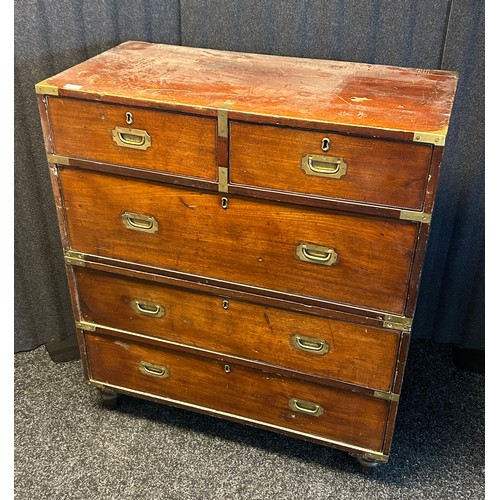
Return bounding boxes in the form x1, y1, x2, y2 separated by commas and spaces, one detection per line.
41, 41, 458, 139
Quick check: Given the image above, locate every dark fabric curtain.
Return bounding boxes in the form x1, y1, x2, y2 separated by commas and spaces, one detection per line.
14, 0, 485, 352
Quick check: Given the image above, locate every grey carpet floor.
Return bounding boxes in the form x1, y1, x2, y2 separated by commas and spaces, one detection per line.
14, 339, 484, 499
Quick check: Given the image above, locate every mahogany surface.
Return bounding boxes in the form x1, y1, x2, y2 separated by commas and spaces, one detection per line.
44, 41, 457, 138
60, 168, 417, 314
76, 267, 400, 391
230, 121, 432, 210
85, 331, 389, 451
48, 97, 217, 180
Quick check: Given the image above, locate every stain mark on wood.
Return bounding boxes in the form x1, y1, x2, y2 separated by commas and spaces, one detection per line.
179, 197, 197, 210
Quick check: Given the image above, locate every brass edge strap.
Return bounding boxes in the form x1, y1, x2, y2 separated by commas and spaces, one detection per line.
76, 321, 96, 332
218, 166, 229, 193
399, 210, 432, 223
217, 100, 234, 192
383, 314, 413, 332
35, 81, 59, 96
86, 379, 388, 461
64, 250, 86, 267
47, 154, 70, 166
373, 391, 400, 402
413, 130, 446, 146
217, 100, 235, 138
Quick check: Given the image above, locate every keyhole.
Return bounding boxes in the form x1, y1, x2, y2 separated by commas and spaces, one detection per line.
126, 112, 133, 125
222, 300, 229, 310
221, 197, 228, 209
224, 364, 231, 373
321, 137, 330, 152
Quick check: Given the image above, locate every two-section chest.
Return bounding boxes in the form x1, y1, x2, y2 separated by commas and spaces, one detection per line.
36, 41, 458, 470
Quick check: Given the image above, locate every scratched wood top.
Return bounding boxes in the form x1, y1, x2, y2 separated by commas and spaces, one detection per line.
43, 41, 458, 138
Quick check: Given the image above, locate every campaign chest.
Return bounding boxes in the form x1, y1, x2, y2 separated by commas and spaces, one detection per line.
35, 41, 458, 469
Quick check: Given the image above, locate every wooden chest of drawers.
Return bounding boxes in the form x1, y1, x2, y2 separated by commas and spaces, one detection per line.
36, 41, 458, 469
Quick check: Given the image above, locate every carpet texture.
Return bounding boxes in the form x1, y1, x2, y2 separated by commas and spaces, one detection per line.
14, 339, 484, 499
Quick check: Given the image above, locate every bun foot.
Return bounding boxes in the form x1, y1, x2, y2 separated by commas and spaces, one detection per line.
349, 453, 382, 474
99, 389, 120, 410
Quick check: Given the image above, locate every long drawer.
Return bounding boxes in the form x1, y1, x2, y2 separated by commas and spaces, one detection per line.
75, 267, 400, 391
230, 122, 432, 209
48, 97, 218, 180
60, 168, 417, 314
85, 332, 389, 451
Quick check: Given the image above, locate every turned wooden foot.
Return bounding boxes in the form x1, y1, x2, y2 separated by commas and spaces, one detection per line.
356, 457, 380, 474
99, 389, 120, 410
349, 454, 382, 474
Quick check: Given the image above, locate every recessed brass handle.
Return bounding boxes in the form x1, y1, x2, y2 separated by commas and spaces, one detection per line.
138, 361, 169, 378
291, 334, 330, 355
121, 212, 158, 233
131, 299, 165, 318
296, 243, 338, 266
301, 154, 347, 179
112, 126, 151, 150
288, 398, 324, 417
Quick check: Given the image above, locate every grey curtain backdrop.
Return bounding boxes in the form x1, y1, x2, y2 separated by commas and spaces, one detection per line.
14, 0, 485, 352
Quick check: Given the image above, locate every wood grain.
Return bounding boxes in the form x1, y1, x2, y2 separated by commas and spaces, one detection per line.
60, 168, 417, 314
75, 267, 400, 391
230, 122, 432, 210
85, 331, 389, 451
48, 97, 217, 180
74, 259, 393, 329
43, 41, 458, 140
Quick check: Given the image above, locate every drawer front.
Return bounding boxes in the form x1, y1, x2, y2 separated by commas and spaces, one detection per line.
85, 332, 389, 451
61, 169, 417, 314
230, 122, 432, 210
48, 97, 217, 180
76, 268, 400, 391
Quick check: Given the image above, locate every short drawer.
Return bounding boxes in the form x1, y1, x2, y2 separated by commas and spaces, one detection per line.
60, 169, 417, 314
75, 268, 400, 391
85, 332, 389, 451
48, 97, 217, 180
230, 122, 432, 210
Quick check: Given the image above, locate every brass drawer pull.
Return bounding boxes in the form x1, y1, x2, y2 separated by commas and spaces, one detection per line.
121, 212, 158, 233
301, 154, 347, 179
131, 299, 165, 318
296, 243, 338, 266
291, 334, 329, 355
138, 361, 169, 379
288, 398, 324, 417
112, 126, 151, 150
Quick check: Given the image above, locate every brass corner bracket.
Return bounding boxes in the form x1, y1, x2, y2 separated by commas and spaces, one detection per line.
47, 154, 70, 166
399, 210, 432, 223
76, 321, 96, 332
413, 130, 446, 146
64, 250, 85, 267
383, 314, 413, 332
35, 81, 59, 96
373, 390, 400, 403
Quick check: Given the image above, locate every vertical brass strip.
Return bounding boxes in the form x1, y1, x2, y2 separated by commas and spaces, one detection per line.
217, 101, 234, 192
217, 100, 234, 139
218, 167, 229, 193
